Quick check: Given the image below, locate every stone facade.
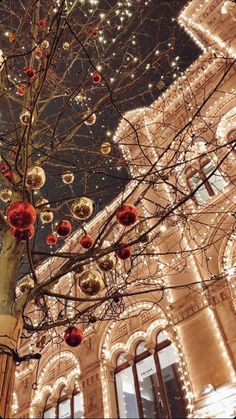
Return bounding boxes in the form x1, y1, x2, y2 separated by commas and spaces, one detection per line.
12, 1, 236, 418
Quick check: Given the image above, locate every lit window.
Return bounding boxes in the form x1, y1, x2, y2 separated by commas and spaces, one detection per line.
42, 387, 83, 419
114, 335, 187, 418
186, 157, 227, 204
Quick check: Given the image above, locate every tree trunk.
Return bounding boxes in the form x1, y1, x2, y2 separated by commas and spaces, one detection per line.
0, 315, 23, 418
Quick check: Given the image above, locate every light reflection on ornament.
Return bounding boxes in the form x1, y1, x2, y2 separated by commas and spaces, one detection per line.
0, 188, 12, 202
97, 253, 116, 272
71, 197, 93, 220
26, 166, 46, 190
78, 270, 104, 296
63, 42, 70, 50
100, 141, 111, 155
84, 111, 96, 126
62, 172, 74, 184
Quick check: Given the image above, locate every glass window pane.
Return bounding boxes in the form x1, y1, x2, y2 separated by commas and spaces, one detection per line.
136, 341, 146, 355
115, 366, 139, 418
43, 407, 56, 419
157, 330, 169, 344
136, 355, 165, 418
58, 399, 71, 419
158, 344, 186, 418
202, 163, 227, 193
189, 173, 211, 203
74, 393, 84, 419
117, 352, 126, 366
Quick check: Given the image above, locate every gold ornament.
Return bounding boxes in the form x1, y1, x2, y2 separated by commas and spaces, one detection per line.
75, 91, 86, 103
41, 40, 49, 49
17, 276, 34, 293
0, 188, 12, 202
84, 111, 96, 126
71, 197, 93, 220
20, 110, 33, 125
79, 270, 104, 296
100, 141, 111, 155
97, 253, 116, 272
26, 166, 46, 190
40, 211, 53, 224
63, 42, 70, 50
62, 172, 74, 184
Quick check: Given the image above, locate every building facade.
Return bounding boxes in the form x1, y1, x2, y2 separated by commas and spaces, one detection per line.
13, 1, 236, 418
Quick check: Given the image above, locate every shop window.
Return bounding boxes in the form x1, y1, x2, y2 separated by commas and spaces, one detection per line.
42, 387, 83, 419
186, 157, 227, 204
114, 334, 187, 419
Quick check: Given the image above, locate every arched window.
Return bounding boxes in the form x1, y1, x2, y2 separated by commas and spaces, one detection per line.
114, 334, 187, 418
42, 386, 83, 419
43, 395, 56, 419
186, 156, 227, 204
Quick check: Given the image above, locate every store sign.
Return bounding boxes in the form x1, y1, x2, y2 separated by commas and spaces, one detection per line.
137, 356, 156, 380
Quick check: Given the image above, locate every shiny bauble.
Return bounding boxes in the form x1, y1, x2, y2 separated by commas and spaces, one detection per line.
0, 163, 8, 174
37, 18, 47, 28
11, 225, 34, 241
41, 40, 49, 49
71, 197, 93, 220
89, 315, 97, 323
40, 211, 53, 224
64, 326, 83, 347
26, 166, 46, 190
62, 172, 74, 184
97, 253, 116, 272
35, 47, 43, 60
80, 235, 94, 249
23, 66, 36, 78
56, 220, 72, 237
20, 110, 32, 125
63, 42, 70, 50
84, 111, 96, 126
92, 72, 102, 84
46, 232, 58, 245
0, 188, 12, 202
17, 276, 34, 293
115, 243, 132, 260
6, 201, 36, 230
100, 141, 111, 155
17, 84, 26, 96
79, 270, 104, 296
116, 204, 138, 227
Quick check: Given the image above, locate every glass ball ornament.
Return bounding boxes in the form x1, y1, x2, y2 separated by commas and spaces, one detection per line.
62, 172, 74, 184
34, 47, 43, 60
41, 40, 49, 49
20, 110, 32, 125
11, 225, 34, 242
115, 243, 132, 260
23, 66, 36, 78
40, 211, 53, 224
17, 276, 34, 293
92, 72, 102, 84
97, 253, 116, 272
84, 111, 96, 126
116, 204, 138, 227
100, 141, 111, 155
63, 42, 70, 50
56, 220, 72, 237
79, 270, 104, 296
6, 201, 36, 230
80, 235, 94, 249
37, 18, 47, 28
64, 326, 83, 347
16, 84, 26, 96
0, 188, 12, 202
26, 166, 46, 190
46, 232, 58, 245
71, 197, 93, 220
91, 28, 99, 38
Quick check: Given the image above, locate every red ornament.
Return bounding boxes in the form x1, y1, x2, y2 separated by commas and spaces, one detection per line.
115, 243, 132, 260
16, 84, 27, 96
23, 66, 36, 78
91, 28, 99, 38
116, 204, 138, 227
80, 235, 94, 249
4, 171, 17, 183
11, 225, 34, 242
92, 72, 102, 84
6, 201, 36, 230
46, 233, 58, 245
64, 326, 83, 347
56, 220, 72, 237
0, 163, 9, 174
37, 18, 47, 28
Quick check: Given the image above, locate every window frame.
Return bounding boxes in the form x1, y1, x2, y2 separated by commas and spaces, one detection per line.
114, 336, 186, 419
42, 387, 83, 419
